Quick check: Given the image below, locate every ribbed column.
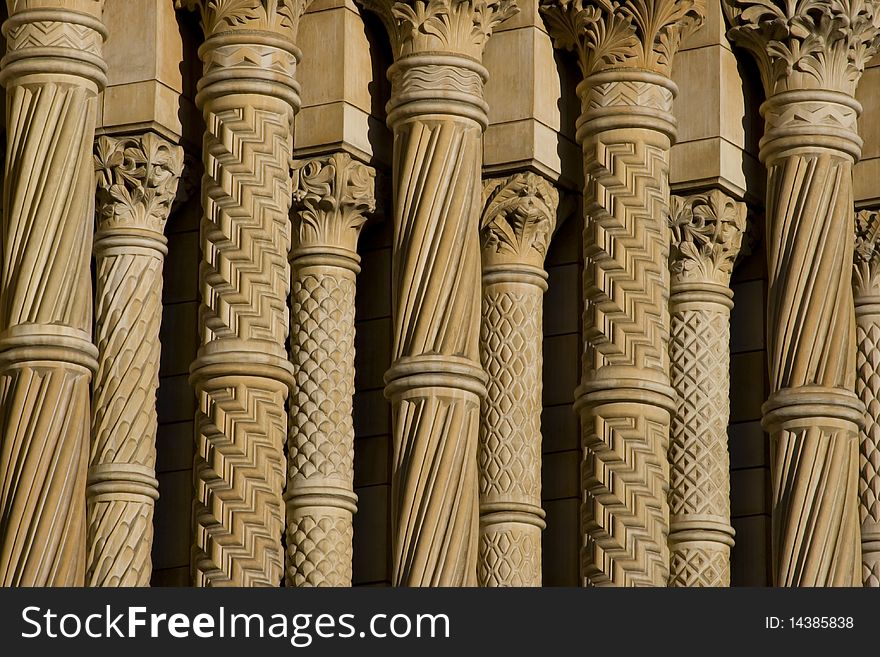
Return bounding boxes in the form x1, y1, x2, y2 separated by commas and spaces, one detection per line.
286, 153, 376, 587
87, 134, 183, 586
177, 0, 309, 587
854, 209, 880, 587
667, 191, 745, 587
358, 0, 518, 586
726, 0, 880, 586
0, 0, 107, 586
542, 0, 705, 586
477, 173, 558, 587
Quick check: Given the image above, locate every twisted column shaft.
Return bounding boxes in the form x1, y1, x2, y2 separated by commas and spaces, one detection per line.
477, 173, 557, 587
0, 0, 106, 586
854, 209, 880, 586
667, 191, 744, 587
179, 1, 306, 587
87, 134, 183, 586
286, 153, 375, 587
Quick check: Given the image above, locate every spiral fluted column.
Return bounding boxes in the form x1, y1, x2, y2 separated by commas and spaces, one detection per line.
358, 0, 518, 586
854, 209, 880, 587
667, 191, 745, 587
725, 0, 880, 587
0, 0, 107, 586
286, 153, 376, 587
176, 0, 309, 587
87, 134, 183, 586
541, 0, 704, 586
477, 173, 557, 587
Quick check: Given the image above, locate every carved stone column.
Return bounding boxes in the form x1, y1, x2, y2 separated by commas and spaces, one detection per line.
176, 0, 308, 587
541, 0, 704, 586
854, 209, 880, 587
725, 0, 880, 586
667, 191, 745, 587
88, 134, 183, 586
0, 0, 107, 586
286, 153, 376, 587
478, 173, 557, 587
357, 0, 517, 586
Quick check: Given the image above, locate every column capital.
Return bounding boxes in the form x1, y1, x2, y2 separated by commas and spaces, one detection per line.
855, 208, 880, 302
357, 0, 519, 60
669, 189, 747, 292
480, 172, 558, 276
539, 0, 705, 79
290, 152, 376, 264
175, 0, 310, 40
94, 133, 184, 248
724, 0, 880, 97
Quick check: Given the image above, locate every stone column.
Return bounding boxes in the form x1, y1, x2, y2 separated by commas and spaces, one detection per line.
726, 0, 880, 587
357, 0, 518, 586
477, 172, 557, 587
176, 0, 308, 587
541, 0, 704, 586
286, 153, 376, 587
667, 190, 745, 587
0, 0, 106, 586
854, 208, 880, 587
87, 134, 183, 586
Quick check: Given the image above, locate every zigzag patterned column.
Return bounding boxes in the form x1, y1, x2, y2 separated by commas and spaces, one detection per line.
726, 0, 880, 586
88, 134, 183, 586
358, 0, 517, 586
478, 173, 557, 587
0, 0, 107, 586
177, 0, 309, 587
667, 191, 745, 587
541, 0, 704, 586
286, 153, 376, 587
854, 209, 880, 587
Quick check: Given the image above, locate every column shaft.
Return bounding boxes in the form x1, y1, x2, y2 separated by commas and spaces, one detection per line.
87, 134, 183, 586
0, 1, 106, 586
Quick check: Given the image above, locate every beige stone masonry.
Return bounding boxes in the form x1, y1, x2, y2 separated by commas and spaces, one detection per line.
541, 0, 705, 586
667, 190, 745, 587
357, 0, 518, 586
88, 133, 183, 586
286, 152, 376, 587
725, 0, 880, 587
0, 0, 107, 586
177, 0, 310, 587
478, 172, 558, 587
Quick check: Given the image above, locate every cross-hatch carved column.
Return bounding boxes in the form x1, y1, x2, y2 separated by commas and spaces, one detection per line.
541, 0, 704, 586
88, 134, 183, 586
357, 0, 518, 586
667, 190, 745, 587
854, 209, 880, 587
725, 0, 880, 587
176, 0, 310, 587
0, 0, 107, 586
478, 172, 557, 587
286, 153, 376, 587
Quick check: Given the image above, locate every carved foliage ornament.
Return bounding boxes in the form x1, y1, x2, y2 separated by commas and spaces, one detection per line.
539, 0, 705, 77
175, 0, 310, 38
855, 208, 880, 296
291, 153, 377, 253
481, 173, 558, 267
669, 190, 747, 286
723, 0, 880, 95
358, 0, 519, 59
94, 134, 184, 234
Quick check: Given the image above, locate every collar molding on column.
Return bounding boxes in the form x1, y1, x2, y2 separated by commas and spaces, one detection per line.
723, 0, 880, 96
539, 0, 705, 78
